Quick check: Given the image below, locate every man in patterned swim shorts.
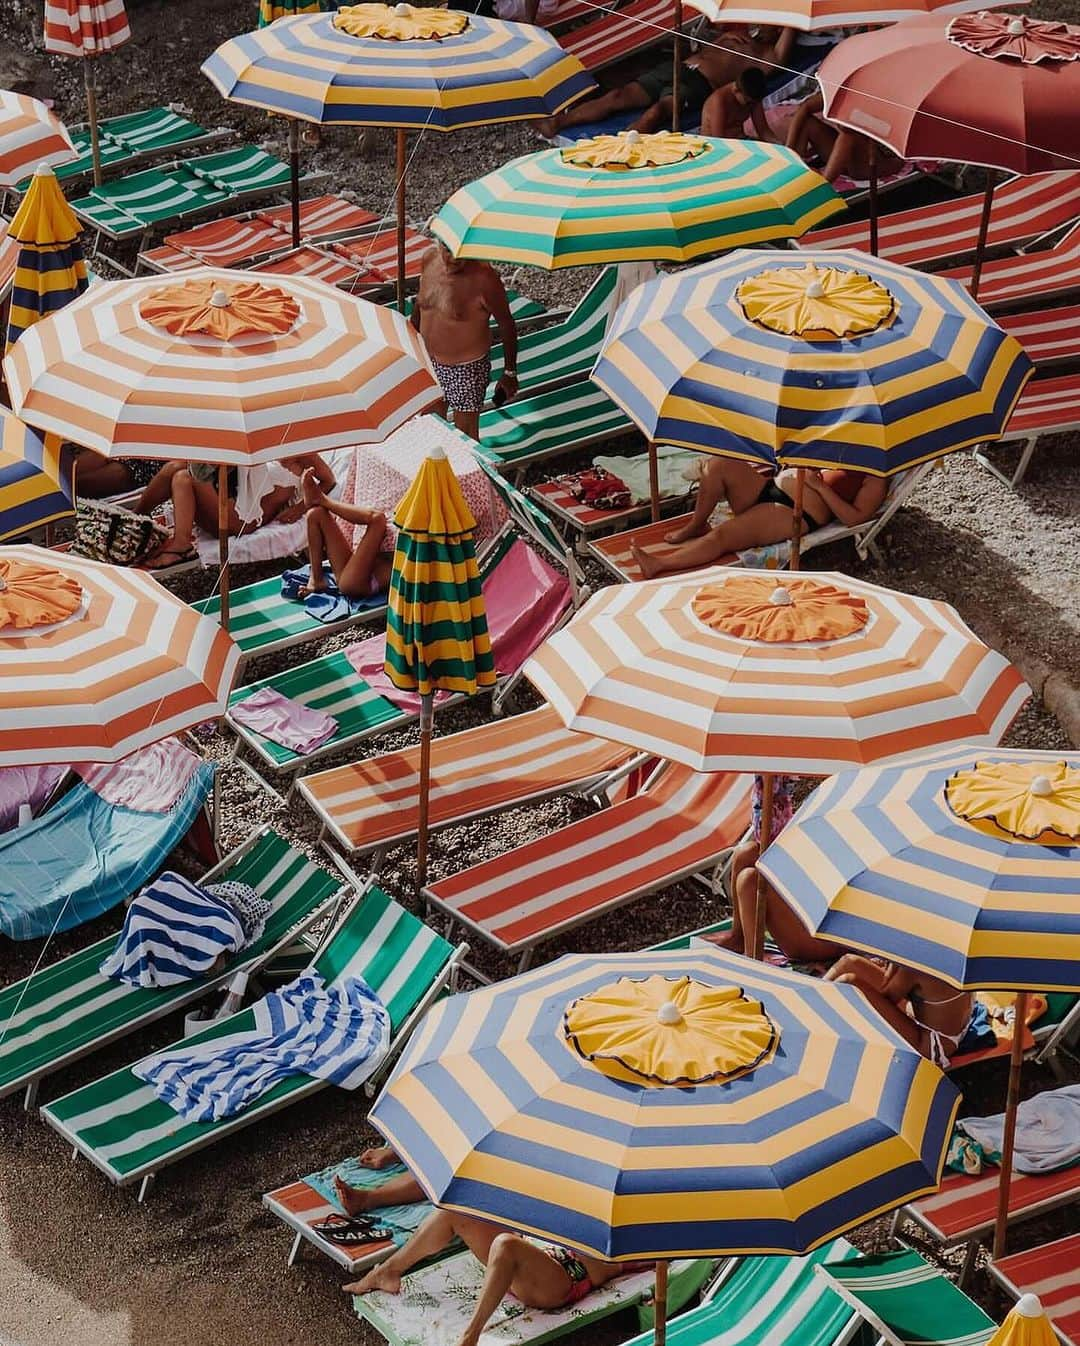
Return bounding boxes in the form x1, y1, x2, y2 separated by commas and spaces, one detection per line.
410, 240, 519, 440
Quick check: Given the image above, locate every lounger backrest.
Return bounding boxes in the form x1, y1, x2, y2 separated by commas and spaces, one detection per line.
474, 454, 572, 568
490, 266, 618, 383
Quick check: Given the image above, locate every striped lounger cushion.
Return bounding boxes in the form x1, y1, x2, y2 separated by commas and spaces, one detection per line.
477, 381, 632, 469
558, 0, 677, 71
993, 1235, 1080, 1346
192, 574, 386, 660
939, 224, 1080, 309
488, 267, 617, 395
899, 1163, 1080, 1245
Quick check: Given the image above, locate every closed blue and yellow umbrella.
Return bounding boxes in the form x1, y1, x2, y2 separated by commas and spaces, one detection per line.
593, 248, 1033, 476
259, 0, 327, 29
370, 947, 960, 1264
5, 164, 88, 353
0, 408, 75, 542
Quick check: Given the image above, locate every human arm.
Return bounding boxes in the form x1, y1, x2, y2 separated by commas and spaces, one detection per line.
803, 469, 887, 526
485, 268, 519, 401
770, 25, 796, 66
747, 100, 773, 141
784, 89, 822, 150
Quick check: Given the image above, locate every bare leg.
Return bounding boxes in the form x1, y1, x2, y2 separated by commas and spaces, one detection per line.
302, 506, 353, 595
731, 865, 844, 963
702, 838, 759, 952
338, 510, 390, 598
334, 1171, 424, 1216
134, 459, 185, 514
144, 469, 198, 567
456, 1232, 575, 1346
74, 452, 135, 499
632, 96, 673, 133
665, 457, 770, 543
360, 1145, 400, 1170
537, 83, 651, 138
453, 408, 481, 442
634, 501, 801, 578
346, 1209, 459, 1295
838, 980, 925, 1053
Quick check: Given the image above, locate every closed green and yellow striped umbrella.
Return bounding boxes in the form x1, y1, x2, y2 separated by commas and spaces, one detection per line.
432, 132, 844, 269
0, 407, 75, 542
385, 442, 495, 884
5, 163, 88, 353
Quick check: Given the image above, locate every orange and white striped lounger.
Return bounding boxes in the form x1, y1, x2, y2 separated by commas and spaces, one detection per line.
297, 705, 635, 860
939, 223, 1080, 310
991, 1234, 1080, 1346
974, 371, 1080, 488
558, 0, 676, 71
798, 171, 1080, 270
424, 765, 753, 974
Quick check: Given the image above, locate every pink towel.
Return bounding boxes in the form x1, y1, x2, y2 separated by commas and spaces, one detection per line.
76, 738, 202, 813
0, 765, 66, 831
230, 687, 338, 755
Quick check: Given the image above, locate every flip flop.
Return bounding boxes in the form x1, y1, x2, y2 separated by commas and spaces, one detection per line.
142, 545, 198, 571
313, 1214, 394, 1247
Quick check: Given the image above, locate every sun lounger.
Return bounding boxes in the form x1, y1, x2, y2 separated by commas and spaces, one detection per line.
999, 305, 1080, 366
0, 760, 216, 942
41, 885, 465, 1200
973, 371, 1080, 488
0, 830, 343, 1109
298, 704, 635, 861
558, 0, 693, 71
0, 216, 16, 301
476, 380, 634, 472
1035, 994, 1080, 1072
227, 532, 571, 774
529, 466, 694, 542
816, 1248, 997, 1346
990, 1235, 1080, 1346
425, 763, 752, 975
938, 221, 1080, 310
797, 170, 1080, 270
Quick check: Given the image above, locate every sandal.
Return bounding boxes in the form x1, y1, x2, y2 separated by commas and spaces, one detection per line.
142, 545, 198, 571
313, 1213, 394, 1247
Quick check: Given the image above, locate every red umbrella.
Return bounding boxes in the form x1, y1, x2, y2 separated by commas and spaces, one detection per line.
818, 11, 1080, 290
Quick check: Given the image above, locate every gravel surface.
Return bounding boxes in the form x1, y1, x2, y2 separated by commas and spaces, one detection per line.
2, 0, 1079, 1342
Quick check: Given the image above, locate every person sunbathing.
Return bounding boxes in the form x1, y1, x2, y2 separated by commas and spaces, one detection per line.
74, 451, 169, 500
700, 65, 770, 140
297, 466, 393, 600
785, 89, 901, 183
705, 861, 846, 964
536, 51, 715, 139
345, 1209, 637, 1346
333, 1144, 425, 1215
630, 457, 887, 579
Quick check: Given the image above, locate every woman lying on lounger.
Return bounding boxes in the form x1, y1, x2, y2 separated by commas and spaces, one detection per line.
297, 466, 393, 600
630, 456, 887, 579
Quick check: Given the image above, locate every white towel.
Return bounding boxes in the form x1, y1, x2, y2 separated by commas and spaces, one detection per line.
958, 1085, 1080, 1174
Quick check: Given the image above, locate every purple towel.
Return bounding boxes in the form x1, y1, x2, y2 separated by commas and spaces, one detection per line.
231, 687, 337, 755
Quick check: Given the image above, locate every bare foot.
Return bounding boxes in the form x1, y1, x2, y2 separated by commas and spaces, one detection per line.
345, 1263, 402, 1296
664, 521, 706, 544
536, 116, 560, 139
333, 1175, 378, 1216
296, 579, 324, 599
301, 466, 324, 509
630, 542, 661, 579
360, 1145, 399, 1170
699, 929, 744, 954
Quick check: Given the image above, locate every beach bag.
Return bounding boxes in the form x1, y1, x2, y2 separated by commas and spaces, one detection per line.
72, 499, 169, 566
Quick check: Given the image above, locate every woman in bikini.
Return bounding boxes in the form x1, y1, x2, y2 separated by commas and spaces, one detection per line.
346, 1209, 637, 1346
297, 466, 393, 600
630, 456, 887, 579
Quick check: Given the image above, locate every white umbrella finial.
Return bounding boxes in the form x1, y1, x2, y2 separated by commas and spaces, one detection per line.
770, 586, 794, 607
805, 278, 825, 299
1028, 774, 1053, 797
394, 2, 412, 13
656, 1000, 682, 1026
1007, 16, 1025, 34
33, 163, 56, 179
1015, 1295, 1044, 1319
210, 289, 231, 309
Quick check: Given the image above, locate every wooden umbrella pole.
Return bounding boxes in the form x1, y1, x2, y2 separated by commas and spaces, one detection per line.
671, 1, 683, 133
992, 989, 1028, 1260
970, 173, 997, 302
789, 466, 805, 572
85, 62, 103, 188
416, 690, 434, 893
288, 119, 301, 249
648, 441, 661, 523
868, 146, 879, 257
750, 772, 774, 962
217, 464, 231, 632
396, 129, 408, 313
654, 1261, 669, 1346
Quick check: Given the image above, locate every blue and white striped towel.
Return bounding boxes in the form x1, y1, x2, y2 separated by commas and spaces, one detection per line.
133, 973, 391, 1123
100, 871, 247, 989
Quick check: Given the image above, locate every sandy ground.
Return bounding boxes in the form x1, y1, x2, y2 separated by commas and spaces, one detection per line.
2, 0, 1080, 1341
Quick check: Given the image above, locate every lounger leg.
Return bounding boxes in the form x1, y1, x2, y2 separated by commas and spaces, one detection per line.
516, 948, 536, 974
137, 1174, 155, 1204
23, 1079, 39, 1111
973, 437, 1037, 490
287, 1231, 303, 1268
887, 1208, 903, 1245
958, 1239, 978, 1287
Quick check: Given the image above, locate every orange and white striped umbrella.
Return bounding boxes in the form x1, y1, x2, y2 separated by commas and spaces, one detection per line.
2, 269, 439, 464
524, 569, 1029, 773
0, 546, 239, 764
0, 91, 76, 188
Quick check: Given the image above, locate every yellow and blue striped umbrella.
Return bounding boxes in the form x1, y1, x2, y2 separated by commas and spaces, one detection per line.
0, 408, 75, 542
432, 133, 843, 270
5, 164, 88, 352
369, 946, 960, 1261
758, 744, 1080, 993
202, 5, 594, 130
593, 248, 1034, 474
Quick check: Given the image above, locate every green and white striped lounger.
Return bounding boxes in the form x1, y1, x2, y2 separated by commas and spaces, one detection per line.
816, 1249, 997, 1346
476, 380, 633, 472
0, 830, 343, 1110
41, 887, 464, 1201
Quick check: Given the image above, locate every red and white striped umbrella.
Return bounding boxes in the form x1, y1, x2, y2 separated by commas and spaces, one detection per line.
44, 0, 131, 55
524, 568, 1029, 773
0, 546, 239, 764
0, 91, 76, 189
3, 269, 439, 464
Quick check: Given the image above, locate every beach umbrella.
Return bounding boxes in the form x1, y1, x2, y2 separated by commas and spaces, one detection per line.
384, 442, 496, 888
4, 164, 89, 352
432, 132, 843, 270
3, 267, 438, 627
524, 566, 1029, 956
819, 12, 1080, 290
0, 408, 75, 542
757, 743, 1080, 1259
43, 0, 132, 187
0, 544, 238, 764
259, 0, 327, 26
369, 947, 960, 1343
593, 249, 1032, 532
684, 0, 1014, 25
0, 91, 76, 189
988, 1296, 1059, 1346
202, 3, 594, 297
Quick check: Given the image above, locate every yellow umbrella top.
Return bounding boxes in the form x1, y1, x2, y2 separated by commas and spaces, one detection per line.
8, 165, 82, 246
987, 1296, 1059, 1346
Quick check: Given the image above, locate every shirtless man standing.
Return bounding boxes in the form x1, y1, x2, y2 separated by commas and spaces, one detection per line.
410, 241, 519, 441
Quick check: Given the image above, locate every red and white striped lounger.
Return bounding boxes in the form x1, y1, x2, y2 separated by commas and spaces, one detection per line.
939, 222, 1080, 310
893, 1164, 1080, 1281
559, 0, 677, 71
530, 474, 693, 540
259, 195, 380, 239
424, 764, 753, 975
991, 1234, 1080, 1346
975, 371, 1080, 488
798, 171, 1080, 270
546, 0, 597, 25
999, 305, 1080, 366
297, 705, 635, 860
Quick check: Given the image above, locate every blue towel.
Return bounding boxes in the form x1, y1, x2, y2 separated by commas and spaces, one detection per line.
99, 871, 246, 989
134, 972, 391, 1123
305, 1159, 431, 1246
280, 563, 385, 624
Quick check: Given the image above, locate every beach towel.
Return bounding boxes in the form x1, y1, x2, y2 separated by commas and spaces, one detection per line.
0, 764, 66, 832
76, 737, 202, 813
280, 563, 385, 623
135, 972, 391, 1123
305, 1159, 431, 1247
958, 1085, 1080, 1174
231, 687, 338, 754
593, 445, 704, 504
99, 871, 247, 989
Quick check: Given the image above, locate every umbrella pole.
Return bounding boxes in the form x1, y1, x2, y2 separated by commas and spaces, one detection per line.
654, 1260, 669, 1346
671, 2, 683, 133
396, 129, 407, 313
788, 467, 805, 572
217, 464, 231, 632
992, 989, 1028, 1260
868, 146, 879, 257
971, 173, 996, 302
648, 440, 660, 523
749, 771, 774, 962
288, 119, 301, 249
85, 61, 103, 189
416, 690, 434, 893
